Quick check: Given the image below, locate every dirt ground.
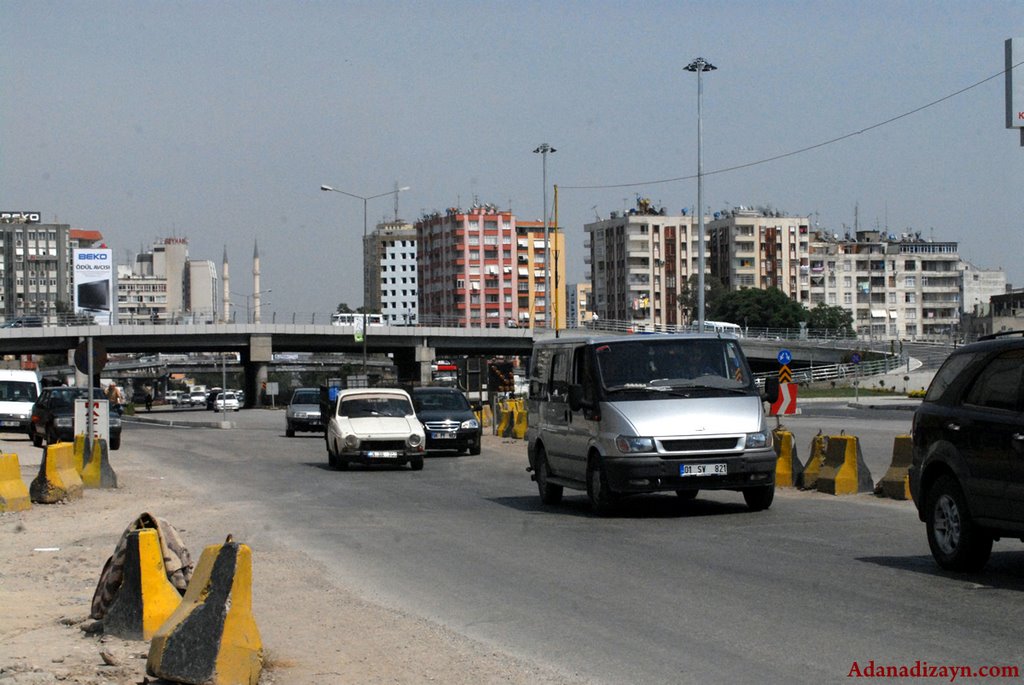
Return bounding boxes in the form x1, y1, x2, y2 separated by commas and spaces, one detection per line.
0, 441, 583, 685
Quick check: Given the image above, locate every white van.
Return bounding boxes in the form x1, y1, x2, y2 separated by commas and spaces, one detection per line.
0, 369, 42, 434
526, 334, 779, 514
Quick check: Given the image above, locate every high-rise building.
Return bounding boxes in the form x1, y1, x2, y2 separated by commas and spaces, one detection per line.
417, 204, 565, 329
364, 221, 418, 325
585, 198, 699, 328
565, 282, 593, 328
118, 238, 219, 323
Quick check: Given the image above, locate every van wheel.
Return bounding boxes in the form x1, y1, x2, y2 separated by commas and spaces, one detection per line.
925, 474, 992, 572
534, 447, 563, 505
587, 458, 617, 515
743, 484, 775, 511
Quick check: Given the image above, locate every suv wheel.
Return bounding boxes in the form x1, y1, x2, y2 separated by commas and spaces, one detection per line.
925, 474, 993, 572
586, 457, 617, 515
534, 446, 563, 505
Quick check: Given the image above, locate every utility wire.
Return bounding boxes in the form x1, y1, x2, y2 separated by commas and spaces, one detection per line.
561, 60, 1023, 191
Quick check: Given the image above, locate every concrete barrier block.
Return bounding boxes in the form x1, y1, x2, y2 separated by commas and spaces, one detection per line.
148, 536, 263, 685
82, 438, 118, 489
772, 430, 802, 488
816, 435, 874, 495
876, 435, 913, 500
512, 401, 528, 440
104, 529, 184, 640
29, 443, 84, 504
73, 434, 87, 475
0, 452, 31, 512
799, 433, 828, 490
496, 400, 513, 437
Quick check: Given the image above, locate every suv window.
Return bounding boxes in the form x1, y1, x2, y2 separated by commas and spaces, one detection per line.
963, 349, 1024, 411
923, 353, 975, 402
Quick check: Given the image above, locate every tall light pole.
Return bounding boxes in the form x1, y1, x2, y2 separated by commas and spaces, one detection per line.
533, 144, 556, 330
231, 289, 271, 324
685, 57, 716, 333
321, 183, 409, 375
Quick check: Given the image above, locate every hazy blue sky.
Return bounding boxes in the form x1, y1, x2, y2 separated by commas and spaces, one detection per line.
3, 1, 1021, 320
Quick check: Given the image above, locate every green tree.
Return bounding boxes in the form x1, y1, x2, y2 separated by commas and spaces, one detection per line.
336, 302, 354, 314
679, 274, 728, 321
806, 302, 854, 334
711, 287, 808, 329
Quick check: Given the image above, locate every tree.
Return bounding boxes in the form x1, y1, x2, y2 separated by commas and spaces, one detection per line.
806, 302, 854, 335
711, 287, 808, 329
679, 274, 728, 322
335, 303, 354, 314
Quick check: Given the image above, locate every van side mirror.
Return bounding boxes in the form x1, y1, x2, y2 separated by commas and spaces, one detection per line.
763, 377, 780, 405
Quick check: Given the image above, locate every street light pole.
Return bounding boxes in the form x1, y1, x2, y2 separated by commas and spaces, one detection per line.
321, 183, 409, 376
533, 144, 556, 331
685, 57, 716, 333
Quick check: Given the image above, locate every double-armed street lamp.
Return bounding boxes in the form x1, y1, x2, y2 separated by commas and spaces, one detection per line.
684, 57, 716, 333
320, 183, 410, 375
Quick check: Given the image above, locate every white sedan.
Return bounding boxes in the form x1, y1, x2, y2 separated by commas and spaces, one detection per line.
214, 391, 240, 412
325, 388, 425, 471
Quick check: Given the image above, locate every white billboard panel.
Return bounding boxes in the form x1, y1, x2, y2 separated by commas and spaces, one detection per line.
1007, 38, 1024, 129
73, 248, 113, 325
74, 398, 111, 444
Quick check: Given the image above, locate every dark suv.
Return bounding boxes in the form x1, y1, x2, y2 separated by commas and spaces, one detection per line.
411, 387, 482, 455
909, 331, 1024, 571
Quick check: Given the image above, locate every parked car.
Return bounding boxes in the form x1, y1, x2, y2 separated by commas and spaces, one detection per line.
205, 388, 224, 410
411, 387, 481, 454
909, 331, 1024, 572
325, 388, 425, 470
0, 369, 41, 434
30, 386, 122, 450
214, 391, 240, 412
189, 389, 208, 407
285, 388, 322, 437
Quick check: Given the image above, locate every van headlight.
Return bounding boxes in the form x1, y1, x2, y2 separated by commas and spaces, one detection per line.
615, 436, 655, 453
745, 431, 772, 449
344, 434, 360, 450
407, 433, 423, 448
461, 418, 479, 430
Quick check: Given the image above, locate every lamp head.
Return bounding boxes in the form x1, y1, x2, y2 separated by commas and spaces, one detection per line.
320, 185, 334, 192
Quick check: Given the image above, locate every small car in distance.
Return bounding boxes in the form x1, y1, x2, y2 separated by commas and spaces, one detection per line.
214, 391, 240, 412
909, 331, 1024, 572
411, 387, 481, 454
285, 387, 322, 437
325, 388, 425, 471
30, 386, 122, 450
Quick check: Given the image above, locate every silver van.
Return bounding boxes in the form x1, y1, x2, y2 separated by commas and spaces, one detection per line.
526, 334, 779, 513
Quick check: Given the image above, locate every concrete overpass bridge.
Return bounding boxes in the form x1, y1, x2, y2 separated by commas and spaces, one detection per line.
0, 323, 871, 402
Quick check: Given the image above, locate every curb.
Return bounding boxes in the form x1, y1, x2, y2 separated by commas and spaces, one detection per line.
124, 416, 236, 430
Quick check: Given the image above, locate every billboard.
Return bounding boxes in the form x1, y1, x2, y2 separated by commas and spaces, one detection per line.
1007, 38, 1023, 129
73, 248, 113, 325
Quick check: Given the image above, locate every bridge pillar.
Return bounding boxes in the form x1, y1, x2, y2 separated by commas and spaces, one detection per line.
415, 345, 435, 387
246, 335, 273, 407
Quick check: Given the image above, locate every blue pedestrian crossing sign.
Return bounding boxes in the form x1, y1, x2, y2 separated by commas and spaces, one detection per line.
777, 349, 792, 365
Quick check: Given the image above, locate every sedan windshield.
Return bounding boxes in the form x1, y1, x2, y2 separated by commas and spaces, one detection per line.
594, 338, 751, 391
340, 396, 412, 418
414, 392, 470, 412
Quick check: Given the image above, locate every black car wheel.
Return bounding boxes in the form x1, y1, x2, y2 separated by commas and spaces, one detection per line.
31, 426, 42, 448
46, 424, 60, 446
925, 474, 993, 572
286, 426, 295, 438
109, 435, 121, 451
469, 438, 481, 456
410, 455, 424, 471
534, 447, 563, 505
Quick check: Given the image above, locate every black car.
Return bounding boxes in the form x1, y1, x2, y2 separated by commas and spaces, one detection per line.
909, 331, 1024, 572
411, 387, 482, 455
30, 386, 122, 450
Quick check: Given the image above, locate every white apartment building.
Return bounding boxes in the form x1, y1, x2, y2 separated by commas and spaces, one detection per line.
364, 221, 418, 325
118, 238, 220, 323
585, 198, 699, 328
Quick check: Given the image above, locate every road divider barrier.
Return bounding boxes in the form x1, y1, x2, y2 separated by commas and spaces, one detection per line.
81, 437, 118, 489
147, 535, 263, 685
103, 529, 184, 640
474, 404, 493, 429
798, 432, 828, 490
816, 434, 874, 495
772, 430, 803, 488
496, 399, 514, 437
30, 442, 84, 504
875, 435, 913, 500
512, 401, 528, 439
0, 452, 31, 512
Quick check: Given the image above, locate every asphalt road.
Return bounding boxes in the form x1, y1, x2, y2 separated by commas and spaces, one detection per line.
88, 409, 1024, 682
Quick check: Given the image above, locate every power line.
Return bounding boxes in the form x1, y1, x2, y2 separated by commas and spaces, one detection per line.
562, 60, 1023, 191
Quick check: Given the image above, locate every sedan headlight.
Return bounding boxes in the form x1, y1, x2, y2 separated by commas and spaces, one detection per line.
344, 434, 360, 450
407, 433, 423, 448
615, 436, 655, 453
461, 418, 480, 430
745, 431, 773, 449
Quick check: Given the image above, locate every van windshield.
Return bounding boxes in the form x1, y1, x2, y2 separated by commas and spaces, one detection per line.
593, 338, 752, 392
0, 380, 38, 403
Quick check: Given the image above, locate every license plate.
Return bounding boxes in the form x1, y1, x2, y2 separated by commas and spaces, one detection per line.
366, 451, 398, 459
0, 420, 19, 427
431, 431, 457, 440
680, 463, 727, 477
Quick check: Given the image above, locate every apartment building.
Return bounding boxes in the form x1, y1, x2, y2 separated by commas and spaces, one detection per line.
363, 221, 418, 325
565, 282, 593, 328
707, 206, 811, 304
416, 204, 565, 329
584, 198, 699, 328
118, 238, 220, 323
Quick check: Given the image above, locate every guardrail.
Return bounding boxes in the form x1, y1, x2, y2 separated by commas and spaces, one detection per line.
753, 354, 909, 387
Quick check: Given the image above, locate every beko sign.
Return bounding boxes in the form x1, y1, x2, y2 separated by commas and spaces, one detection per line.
1, 211, 41, 223
73, 248, 114, 325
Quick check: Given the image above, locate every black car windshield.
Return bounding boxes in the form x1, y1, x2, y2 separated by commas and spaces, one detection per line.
340, 396, 412, 418
594, 338, 751, 391
414, 392, 470, 412
48, 387, 105, 410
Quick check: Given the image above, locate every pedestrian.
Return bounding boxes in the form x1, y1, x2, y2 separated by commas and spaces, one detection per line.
106, 381, 125, 416
143, 383, 153, 412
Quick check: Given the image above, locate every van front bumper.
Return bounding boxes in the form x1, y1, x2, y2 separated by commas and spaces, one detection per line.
603, 449, 777, 493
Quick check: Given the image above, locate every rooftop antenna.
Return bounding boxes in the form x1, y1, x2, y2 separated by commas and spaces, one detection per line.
393, 181, 401, 221
591, 205, 601, 221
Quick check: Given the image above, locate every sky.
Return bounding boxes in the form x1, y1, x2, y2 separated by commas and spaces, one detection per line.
2, 1, 1021, 322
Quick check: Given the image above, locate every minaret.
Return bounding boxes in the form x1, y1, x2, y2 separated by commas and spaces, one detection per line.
222, 246, 230, 323
252, 239, 261, 324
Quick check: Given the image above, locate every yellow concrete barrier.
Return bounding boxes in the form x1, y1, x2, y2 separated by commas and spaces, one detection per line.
799, 432, 828, 490
512, 400, 528, 440
82, 438, 118, 489
496, 400, 513, 437
876, 435, 913, 500
147, 536, 263, 685
0, 452, 31, 513
816, 434, 874, 495
772, 429, 802, 488
29, 442, 84, 504
103, 529, 184, 640
74, 434, 87, 475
